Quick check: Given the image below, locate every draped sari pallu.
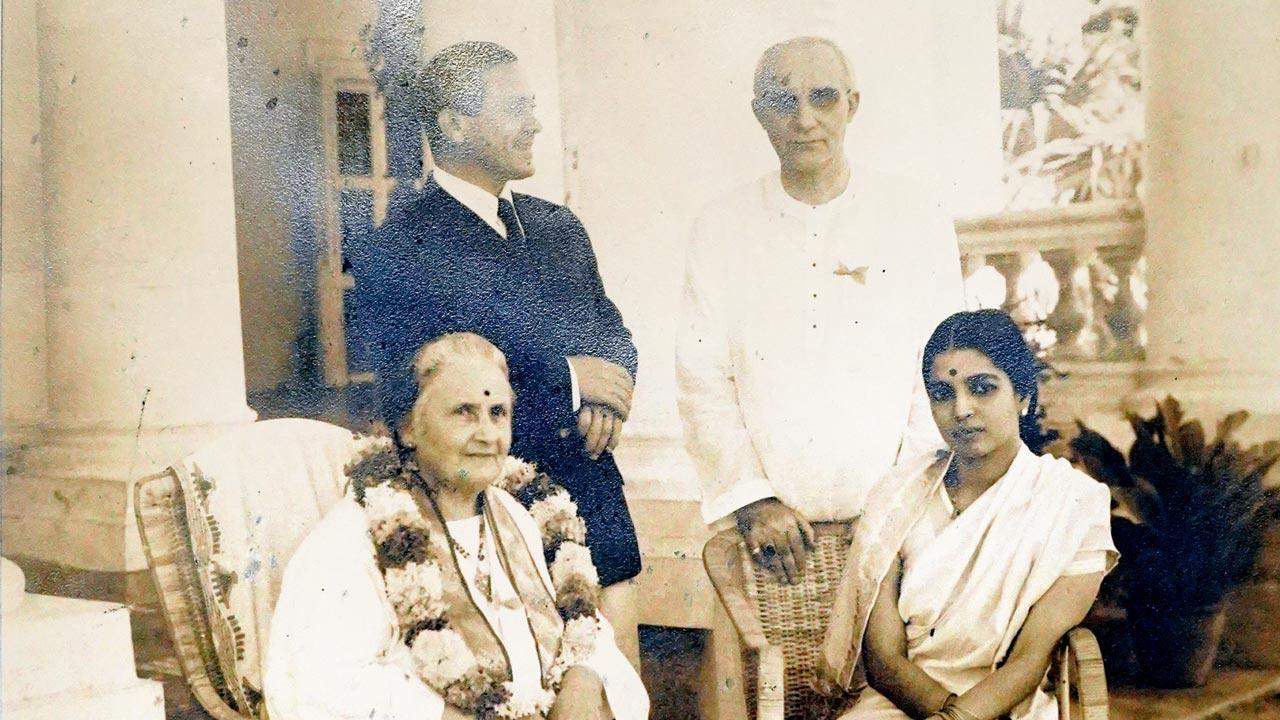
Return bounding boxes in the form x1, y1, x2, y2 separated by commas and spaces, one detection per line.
821, 447, 1116, 720
423, 488, 565, 685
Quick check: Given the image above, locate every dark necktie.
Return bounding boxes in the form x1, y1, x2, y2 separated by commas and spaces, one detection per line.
497, 197, 527, 248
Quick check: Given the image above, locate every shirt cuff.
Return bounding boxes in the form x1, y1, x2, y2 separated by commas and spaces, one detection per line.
701, 476, 776, 526
567, 357, 582, 412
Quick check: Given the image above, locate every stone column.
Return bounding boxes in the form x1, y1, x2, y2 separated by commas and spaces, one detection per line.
1139, 1, 1280, 422
1, 0, 49, 443
1141, 0, 1280, 669
2, 0, 255, 573
420, 0, 566, 201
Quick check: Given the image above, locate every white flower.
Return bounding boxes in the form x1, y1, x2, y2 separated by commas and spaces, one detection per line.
362, 485, 427, 541
411, 628, 477, 687
384, 561, 446, 623
530, 490, 577, 529
560, 615, 602, 663
497, 682, 555, 719
350, 433, 394, 463
530, 490, 586, 544
500, 456, 538, 492
545, 514, 587, 545
363, 484, 418, 523
549, 541, 599, 588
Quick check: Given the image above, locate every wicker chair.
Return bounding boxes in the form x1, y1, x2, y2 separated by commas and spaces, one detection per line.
133, 419, 356, 720
135, 467, 251, 719
703, 524, 1108, 720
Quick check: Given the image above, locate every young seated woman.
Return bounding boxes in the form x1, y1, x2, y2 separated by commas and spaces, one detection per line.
821, 310, 1117, 720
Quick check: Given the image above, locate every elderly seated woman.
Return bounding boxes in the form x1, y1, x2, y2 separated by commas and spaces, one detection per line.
264, 332, 648, 720
820, 310, 1117, 720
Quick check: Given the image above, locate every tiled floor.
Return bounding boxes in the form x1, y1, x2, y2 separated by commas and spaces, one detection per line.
152, 623, 1280, 719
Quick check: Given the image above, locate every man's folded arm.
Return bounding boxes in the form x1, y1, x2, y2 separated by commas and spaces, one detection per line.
506, 341, 578, 438
562, 210, 639, 378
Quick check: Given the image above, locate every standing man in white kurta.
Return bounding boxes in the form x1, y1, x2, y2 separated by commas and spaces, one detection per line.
676, 37, 964, 583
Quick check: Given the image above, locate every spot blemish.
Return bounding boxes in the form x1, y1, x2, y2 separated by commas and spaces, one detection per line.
243, 557, 261, 582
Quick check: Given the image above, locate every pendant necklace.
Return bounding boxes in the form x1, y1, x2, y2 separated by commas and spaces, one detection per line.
447, 516, 493, 603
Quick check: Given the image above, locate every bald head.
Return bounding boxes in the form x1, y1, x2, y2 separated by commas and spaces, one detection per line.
750, 37, 860, 181
753, 37, 856, 98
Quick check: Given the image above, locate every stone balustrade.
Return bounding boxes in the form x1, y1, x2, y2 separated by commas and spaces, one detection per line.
956, 199, 1148, 363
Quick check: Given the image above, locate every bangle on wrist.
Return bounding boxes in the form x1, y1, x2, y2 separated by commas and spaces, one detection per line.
936, 696, 980, 720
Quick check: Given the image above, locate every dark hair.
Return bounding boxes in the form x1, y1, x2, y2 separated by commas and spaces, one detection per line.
417, 41, 518, 156
921, 309, 1055, 453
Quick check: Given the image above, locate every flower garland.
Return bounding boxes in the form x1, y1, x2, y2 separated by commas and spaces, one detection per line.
345, 435, 605, 720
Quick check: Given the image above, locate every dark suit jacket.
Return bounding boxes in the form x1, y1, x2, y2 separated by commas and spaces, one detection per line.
346, 176, 641, 585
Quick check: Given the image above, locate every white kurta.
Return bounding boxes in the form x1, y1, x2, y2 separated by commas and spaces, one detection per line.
676, 167, 964, 523
264, 492, 648, 720
843, 447, 1117, 720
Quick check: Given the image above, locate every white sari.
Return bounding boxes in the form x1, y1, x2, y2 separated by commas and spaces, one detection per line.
827, 445, 1116, 720
264, 490, 649, 720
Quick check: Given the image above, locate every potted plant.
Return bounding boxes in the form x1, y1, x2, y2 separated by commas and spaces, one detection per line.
1070, 396, 1280, 687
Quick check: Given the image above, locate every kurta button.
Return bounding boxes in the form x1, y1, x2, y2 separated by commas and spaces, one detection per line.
559, 428, 571, 439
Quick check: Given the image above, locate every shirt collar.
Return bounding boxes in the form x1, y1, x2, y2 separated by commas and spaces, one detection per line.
765, 161, 859, 220
432, 166, 516, 239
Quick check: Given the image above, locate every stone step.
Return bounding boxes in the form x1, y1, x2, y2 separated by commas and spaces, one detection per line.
2, 677, 165, 720
1, 594, 143, 701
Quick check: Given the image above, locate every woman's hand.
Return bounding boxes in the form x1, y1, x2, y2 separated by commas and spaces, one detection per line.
548, 665, 607, 720
952, 571, 1103, 720
861, 555, 954, 717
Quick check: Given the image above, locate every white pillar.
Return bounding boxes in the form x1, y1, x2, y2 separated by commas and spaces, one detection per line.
3, 0, 255, 572
1, 0, 49, 440
420, 0, 567, 202
1139, 1, 1280, 419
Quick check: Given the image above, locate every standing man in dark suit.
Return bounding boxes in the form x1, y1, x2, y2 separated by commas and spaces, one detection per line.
345, 41, 643, 666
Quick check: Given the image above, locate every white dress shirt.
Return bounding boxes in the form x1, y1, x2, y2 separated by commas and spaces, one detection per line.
431, 168, 579, 409
676, 166, 964, 524
433, 166, 521, 239
264, 492, 648, 720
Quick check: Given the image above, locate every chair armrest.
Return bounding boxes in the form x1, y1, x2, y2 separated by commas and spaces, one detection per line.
134, 471, 254, 720
703, 528, 770, 651
1067, 627, 1108, 720
756, 645, 785, 720
1054, 626, 1108, 720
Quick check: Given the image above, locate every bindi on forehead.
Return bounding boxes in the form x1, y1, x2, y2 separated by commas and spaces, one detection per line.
948, 368, 958, 377
483, 389, 491, 397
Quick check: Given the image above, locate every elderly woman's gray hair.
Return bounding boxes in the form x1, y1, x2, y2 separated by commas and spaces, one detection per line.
411, 332, 510, 391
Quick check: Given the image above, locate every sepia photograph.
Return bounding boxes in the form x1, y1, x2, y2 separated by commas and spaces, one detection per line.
3, 1, 1279, 718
